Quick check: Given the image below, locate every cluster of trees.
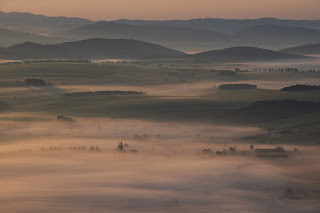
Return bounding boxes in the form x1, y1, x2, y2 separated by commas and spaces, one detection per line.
0, 145, 104, 159
216, 68, 249, 76
101, 61, 129, 64
0, 149, 32, 157
251, 68, 300, 72
117, 142, 137, 153
0, 61, 22, 65
57, 115, 73, 122
24, 78, 53, 87
202, 145, 257, 156
41, 147, 63, 151
251, 68, 320, 73
62, 91, 146, 97
281, 84, 320, 91
201, 145, 294, 158
41, 146, 101, 152
23, 59, 91, 64
89, 146, 101, 152
1, 59, 91, 66
218, 84, 257, 90
255, 146, 288, 158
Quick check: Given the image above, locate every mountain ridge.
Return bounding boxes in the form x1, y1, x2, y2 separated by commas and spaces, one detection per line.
281, 43, 320, 55
188, 46, 309, 62
0, 38, 185, 60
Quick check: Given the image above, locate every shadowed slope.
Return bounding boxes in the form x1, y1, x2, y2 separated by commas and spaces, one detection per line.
281, 43, 320, 55
0, 38, 186, 60
189, 46, 308, 62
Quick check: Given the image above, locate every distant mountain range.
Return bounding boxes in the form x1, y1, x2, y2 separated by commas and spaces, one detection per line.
116, 18, 320, 34
1, 11, 320, 52
0, 39, 308, 62
0, 28, 67, 46
0, 38, 185, 60
0, 11, 92, 34
63, 22, 320, 51
188, 47, 308, 62
281, 43, 320, 55
233, 24, 320, 49
63, 21, 232, 52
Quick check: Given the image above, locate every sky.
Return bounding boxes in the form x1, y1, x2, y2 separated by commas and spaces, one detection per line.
0, 0, 320, 20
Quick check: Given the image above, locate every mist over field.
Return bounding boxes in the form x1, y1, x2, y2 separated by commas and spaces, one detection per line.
1, 150, 320, 213
1, 113, 320, 213
1, 3, 320, 212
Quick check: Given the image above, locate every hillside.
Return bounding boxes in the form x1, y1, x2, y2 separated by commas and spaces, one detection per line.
230, 100, 320, 123
2, 11, 320, 35
236, 24, 320, 39
0, 38, 186, 60
70, 21, 229, 41
116, 18, 320, 34
0, 100, 12, 111
234, 24, 320, 49
64, 21, 232, 51
281, 43, 320, 55
281, 84, 320, 91
1, 11, 320, 51
0, 28, 66, 47
0, 11, 92, 34
189, 46, 308, 62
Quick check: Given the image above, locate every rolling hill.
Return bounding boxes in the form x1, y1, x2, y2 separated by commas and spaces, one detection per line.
281, 43, 320, 55
63, 21, 232, 51
0, 38, 186, 60
233, 24, 320, 49
0, 11, 92, 34
69, 21, 229, 41
0, 28, 67, 47
230, 100, 320, 123
116, 18, 320, 34
2, 11, 320, 52
65, 22, 320, 51
2, 11, 320, 36
189, 46, 308, 62
1, 11, 320, 51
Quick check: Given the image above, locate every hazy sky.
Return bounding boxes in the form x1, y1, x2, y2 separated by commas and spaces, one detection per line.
1, 0, 320, 20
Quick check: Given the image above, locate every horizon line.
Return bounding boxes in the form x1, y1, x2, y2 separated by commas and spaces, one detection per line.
1, 10, 320, 22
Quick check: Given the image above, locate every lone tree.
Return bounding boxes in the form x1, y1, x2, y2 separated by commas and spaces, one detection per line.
117, 142, 124, 152
250, 145, 255, 151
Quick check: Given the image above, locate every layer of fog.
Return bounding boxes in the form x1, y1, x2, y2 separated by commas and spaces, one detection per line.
0, 113, 319, 213
224, 57, 320, 71
0, 112, 260, 146
54, 77, 320, 97
56, 83, 216, 96
1, 151, 319, 213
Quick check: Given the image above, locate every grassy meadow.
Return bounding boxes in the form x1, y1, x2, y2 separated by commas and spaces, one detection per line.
1, 61, 320, 213
0, 62, 319, 144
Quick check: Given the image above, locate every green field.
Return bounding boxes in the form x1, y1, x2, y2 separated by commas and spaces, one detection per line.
1, 62, 320, 144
